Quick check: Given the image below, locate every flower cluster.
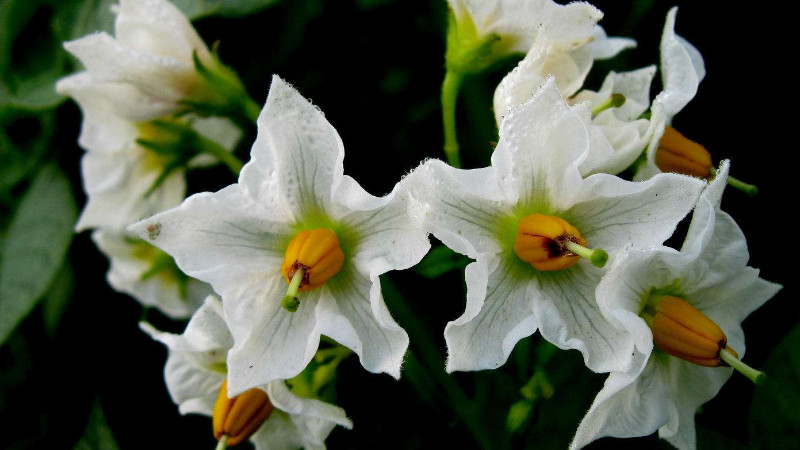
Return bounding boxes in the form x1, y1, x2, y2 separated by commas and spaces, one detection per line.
57, 0, 780, 448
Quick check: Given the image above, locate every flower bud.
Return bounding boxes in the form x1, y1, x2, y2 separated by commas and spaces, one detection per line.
282, 228, 345, 291
655, 126, 713, 178
213, 379, 274, 446
647, 295, 737, 367
513, 214, 585, 271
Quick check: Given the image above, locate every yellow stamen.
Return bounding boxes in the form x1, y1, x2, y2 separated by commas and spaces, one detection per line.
646, 295, 766, 383
281, 228, 345, 292
213, 379, 274, 447
513, 214, 606, 271
655, 126, 713, 178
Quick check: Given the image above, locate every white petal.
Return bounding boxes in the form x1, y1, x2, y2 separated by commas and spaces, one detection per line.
128, 185, 292, 290
225, 273, 322, 395
567, 172, 704, 250
494, 77, 589, 210
251, 412, 304, 450
573, 66, 656, 121
533, 263, 634, 373
241, 76, 343, 221
268, 380, 352, 430
163, 351, 224, 416
405, 160, 507, 259
660, 7, 705, 118
64, 33, 195, 105
570, 351, 667, 449
115, 0, 210, 65
339, 183, 430, 274
318, 269, 408, 378
445, 256, 538, 372
77, 149, 185, 231
588, 26, 636, 60
93, 231, 208, 319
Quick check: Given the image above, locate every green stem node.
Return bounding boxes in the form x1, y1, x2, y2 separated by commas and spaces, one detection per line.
441, 70, 464, 168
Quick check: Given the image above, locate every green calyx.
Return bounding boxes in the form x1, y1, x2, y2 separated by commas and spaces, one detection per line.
136, 240, 191, 300
286, 341, 352, 403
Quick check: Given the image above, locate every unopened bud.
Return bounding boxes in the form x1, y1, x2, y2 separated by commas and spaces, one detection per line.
655, 126, 713, 178
213, 379, 274, 446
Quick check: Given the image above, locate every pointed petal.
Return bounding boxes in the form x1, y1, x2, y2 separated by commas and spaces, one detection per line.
445, 256, 538, 372
128, 185, 292, 290
493, 78, 589, 210
241, 76, 343, 221
570, 351, 667, 449
588, 26, 636, 60
339, 183, 430, 273
405, 160, 507, 259
318, 269, 408, 378
225, 274, 322, 395
567, 172, 704, 250
267, 380, 352, 430
660, 7, 705, 118
534, 264, 635, 373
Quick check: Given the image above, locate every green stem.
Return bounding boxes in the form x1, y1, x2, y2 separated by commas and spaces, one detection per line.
215, 435, 228, 450
710, 166, 758, 197
720, 348, 766, 385
198, 134, 245, 176
242, 97, 262, 124
441, 70, 464, 168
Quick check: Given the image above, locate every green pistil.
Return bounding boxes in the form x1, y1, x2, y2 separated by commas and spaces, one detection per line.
710, 166, 758, 197
564, 241, 608, 268
215, 434, 229, 450
282, 268, 305, 312
591, 93, 626, 118
720, 347, 766, 385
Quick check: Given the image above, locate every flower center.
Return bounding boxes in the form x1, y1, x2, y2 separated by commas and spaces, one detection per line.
213, 378, 274, 447
655, 126, 712, 178
642, 295, 765, 383
280, 228, 345, 311
513, 214, 607, 271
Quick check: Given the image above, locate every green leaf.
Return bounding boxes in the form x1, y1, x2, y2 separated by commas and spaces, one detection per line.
73, 401, 120, 450
748, 323, 800, 449
171, 0, 283, 20
0, 163, 77, 345
414, 245, 470, 279
0, 69, 66, 115
42, 263, 74, 336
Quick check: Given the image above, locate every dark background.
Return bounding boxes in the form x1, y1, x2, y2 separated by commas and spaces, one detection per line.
1, 0, 795, 448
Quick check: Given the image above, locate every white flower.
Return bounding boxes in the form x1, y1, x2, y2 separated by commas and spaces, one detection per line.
448, 0, 603, 59
92, 230, 211, 319
405, 78, 704, 374
142, 296, 352, 449
130, 76, 430, 395
570, 161, 781, 450
635, 7, 706, 180
60, 0, 222, 121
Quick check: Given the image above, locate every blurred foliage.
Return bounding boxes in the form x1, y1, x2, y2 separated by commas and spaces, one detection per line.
0, 0, 795, 449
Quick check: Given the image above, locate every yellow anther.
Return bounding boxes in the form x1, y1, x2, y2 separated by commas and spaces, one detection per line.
514, 214, 587, 271
655, 126, 713, 178
281, 228, 345, 292
213, 378, 274, 446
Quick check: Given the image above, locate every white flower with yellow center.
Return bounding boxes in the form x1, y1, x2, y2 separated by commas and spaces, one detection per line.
92, 230, 211, 319
130, 76, 430, 395
570, 161, 781, 450
142, 296, 352, 449
407, 78, 704, 374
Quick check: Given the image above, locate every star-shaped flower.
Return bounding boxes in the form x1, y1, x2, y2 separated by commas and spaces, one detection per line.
142, 296, 352, 449
130, 76, 430, 395
92, 230, 211, 319
406, 78, 704, 374
570, 161, 781, 450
